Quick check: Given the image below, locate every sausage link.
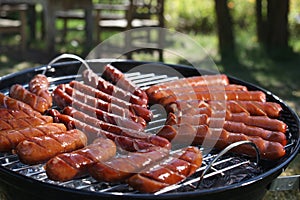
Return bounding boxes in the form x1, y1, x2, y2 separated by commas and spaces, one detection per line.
0, 108, 43, 119
45, 137, 117, 181
127, 146, 202, 193
88, 147, 169, 183
157, 124, 286, 160
82, 69, 147, 107
9, 84, 50, 113
16, 129, 87, 164
148, 84, 247, 104
48, 109, 158, 151
145, 74, 229, 96
58, 84, 146, 125
0, 92, 33, 111
0, 115, 53, 131
165, 112, 208, 126
0, 123, 67, 152
102, 64, 148, 104
159, 91, 266, 106
236, 101, 282, 118
62, 107, 171, 150
69, 81, 153, 122
29, 74, 52, 107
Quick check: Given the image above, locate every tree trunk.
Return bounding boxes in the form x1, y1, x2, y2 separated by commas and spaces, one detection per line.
256, 0, 266, 44
214, 0, 236, 62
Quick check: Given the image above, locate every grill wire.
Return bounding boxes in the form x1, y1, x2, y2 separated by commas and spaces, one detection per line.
0, 70, 296, 195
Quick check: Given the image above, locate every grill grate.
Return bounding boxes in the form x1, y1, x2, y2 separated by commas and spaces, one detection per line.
0, 70, 295, 196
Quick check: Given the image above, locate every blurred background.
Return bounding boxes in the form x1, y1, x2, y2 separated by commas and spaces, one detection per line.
0, 0, 299, 199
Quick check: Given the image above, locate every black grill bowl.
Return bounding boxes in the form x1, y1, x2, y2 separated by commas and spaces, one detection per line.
0, 60, 299, 200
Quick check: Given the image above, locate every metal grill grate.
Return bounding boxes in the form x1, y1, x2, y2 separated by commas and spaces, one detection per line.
0, 69, 295, 196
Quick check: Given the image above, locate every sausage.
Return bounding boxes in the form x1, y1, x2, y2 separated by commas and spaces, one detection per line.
29, 74, 52, 107
102, 64, 148, 104
88, 147, 169, 183
48, 109, 159, 152
82, 69, 147, 107
159, 90, 266, 106
127, 146, 202, 193
0, 123, 67, 152
69, 81, 153, 122
148, 84, 247, 104
53, 86, 145, 130
0, 108, 43, 119
16, 129, 87, 164
0, 115, 53, 131
222, 121, 287, 145
9, 84, 50, 113
226, 112, 287, 133
55, 84, 146, 125
45, 137, 117, 181
0, 92, 33, 111
62, 107, 171, 150
157, 124, 286, 160
145, 74, 229, 96
235, 101, 282, 118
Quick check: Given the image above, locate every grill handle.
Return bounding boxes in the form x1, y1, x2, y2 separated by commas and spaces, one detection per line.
197, 141, 261, 188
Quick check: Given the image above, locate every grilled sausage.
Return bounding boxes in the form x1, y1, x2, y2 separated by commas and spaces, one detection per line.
0, 123, 67, 152
165, 112, 208, 126
48, 109, 159, 151
62, 107, 171, 150
55, 84, 146, 126
157, 124, 286, 160
145, 74, 229, 97
69, 81, 153, 122
29, 74, 52, 107
88, 147, 169, 183
159, 91, 266, 106
45, 137, 117, 181
9, 84, 50, 113
82, 69, 147, 107
102, 64, 148, 104
127, 146, 202, 193
148, 84, 247, 104
16, 129, 87, 164
0, 92, 33, 111
0, 108, 43, 119
0, 115, 53, 131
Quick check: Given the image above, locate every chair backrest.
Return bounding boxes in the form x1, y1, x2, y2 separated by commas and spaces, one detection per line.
129, 0, 164, 26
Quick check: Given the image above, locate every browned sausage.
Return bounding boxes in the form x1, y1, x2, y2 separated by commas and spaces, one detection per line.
88, 147, 169, 183
148, 84, 247, 104
69, 81, 153, 122
0, 115, 53, 131
145, 74, 230, 96
0, 108, 43, 119
102, 64, 148, 104
235, 101, 282, 118
0, 123, 67, 152
45, 137, 117, 181
16, 129, 87, 165
157, 124, 286, 160
29, 74, 52, 107
82, 69, 147, 107
62, 107, 171, 150
55, 84, 147, 125
127, 146, 202, 193
52, 86, 145, 130
226, 112, 287, 132
48, 109, 158, 152
0, 92, 33, 111
165, 112, 208, 126
159, 90, 266, 106
9, 84, 50, 113
222, 120, 287, 145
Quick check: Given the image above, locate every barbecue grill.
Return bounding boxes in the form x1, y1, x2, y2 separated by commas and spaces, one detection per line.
0, 59, 299, 200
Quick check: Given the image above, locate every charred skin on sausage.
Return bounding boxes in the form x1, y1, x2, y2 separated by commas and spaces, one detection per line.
29, 74, 52, 107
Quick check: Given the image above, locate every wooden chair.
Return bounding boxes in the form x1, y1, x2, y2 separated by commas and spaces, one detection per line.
95, 0, 165, 61
0, 3, 28, 52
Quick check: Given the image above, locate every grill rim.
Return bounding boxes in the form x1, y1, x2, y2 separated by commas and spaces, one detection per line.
0, 59, 299, 200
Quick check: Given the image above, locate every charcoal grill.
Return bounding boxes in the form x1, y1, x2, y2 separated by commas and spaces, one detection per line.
0, 59, 299, 200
